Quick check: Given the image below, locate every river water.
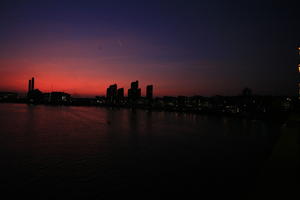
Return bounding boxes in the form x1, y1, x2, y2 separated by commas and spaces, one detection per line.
0, 104, 282, 199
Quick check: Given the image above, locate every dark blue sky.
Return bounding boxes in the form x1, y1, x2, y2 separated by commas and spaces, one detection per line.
0, 0, 299, 96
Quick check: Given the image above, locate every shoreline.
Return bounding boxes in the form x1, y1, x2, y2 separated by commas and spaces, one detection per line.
0, 101, 294, 124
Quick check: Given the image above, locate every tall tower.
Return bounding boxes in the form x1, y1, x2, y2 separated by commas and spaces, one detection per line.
28, 79, 32, 93
131, 80, 138, 90
106, 84, 117, 104
31, 77, 35, 91
146, 85, 153, 99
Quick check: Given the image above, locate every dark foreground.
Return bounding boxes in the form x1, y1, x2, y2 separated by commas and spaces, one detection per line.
0, 104, 298, 199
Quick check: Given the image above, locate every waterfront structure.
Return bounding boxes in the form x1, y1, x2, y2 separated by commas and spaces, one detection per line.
31, 77, 34, 91
44, 92, 71, 104
27, 77, 35, 93
28, 79, 32, 92
0, 92, 18, 102
146, 85, 153, 100
26, 77, 71, 104
27, 77, 43, 103
106, 84, 118, 104
117, 88, 124, 98
12, 77, 291, 113
117, 88, 124, 103
128, 80, 141, 102
177, 96, 188, 107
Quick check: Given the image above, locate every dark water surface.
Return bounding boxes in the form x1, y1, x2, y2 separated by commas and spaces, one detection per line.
0, 104, 281, 199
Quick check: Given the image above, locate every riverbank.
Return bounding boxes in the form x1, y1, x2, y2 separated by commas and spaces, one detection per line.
0, 102, 294, 124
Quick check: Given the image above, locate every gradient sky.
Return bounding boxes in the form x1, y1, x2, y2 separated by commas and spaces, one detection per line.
0, 0, 299, 97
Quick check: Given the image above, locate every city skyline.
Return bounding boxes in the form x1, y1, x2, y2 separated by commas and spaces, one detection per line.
0, 0, 299, 97
26, 76, 155, 99
0, 1, 299, 199
2, 71, 299, 98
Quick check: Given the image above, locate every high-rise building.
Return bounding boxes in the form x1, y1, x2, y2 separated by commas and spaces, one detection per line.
131, 80, 138, 90
28, 79, 32, 93
117, 88, 124, 104
31, 77, 35, 91
128, 80, 141, 102
28, 77, 35, 94
146, 85, 153, 99
106, 84, 118, 103
117, 88, 124, 99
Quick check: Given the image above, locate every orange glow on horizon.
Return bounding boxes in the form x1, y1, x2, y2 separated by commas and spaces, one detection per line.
0, 53, 218, 97
1, 75, 212, 97
0, 36, 223, 97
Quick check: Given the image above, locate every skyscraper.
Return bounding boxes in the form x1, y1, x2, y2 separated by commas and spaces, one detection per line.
28, 79, 32, 93
146, 85, 153, 100
128, 80, 141, 102
27, 77, 35, 93
117, 88, 124, 104
131, 80, 138, 90
31, 77, 35, 91
117, 88, 124, 99
106, 84, 118, 104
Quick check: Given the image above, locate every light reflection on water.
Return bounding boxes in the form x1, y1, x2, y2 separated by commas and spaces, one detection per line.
0, 104, 279, 199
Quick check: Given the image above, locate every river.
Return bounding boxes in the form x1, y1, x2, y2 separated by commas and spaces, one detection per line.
0, 104, 284, 199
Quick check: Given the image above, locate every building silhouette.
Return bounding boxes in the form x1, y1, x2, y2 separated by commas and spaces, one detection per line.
28, 77, 34, 93
177, 96, 188, 108
106, 84, 118, 104
28, 79, 31, 92
0, 92, 18, 102
5, 76, 290, 114
26, 77, 71, 104
31, 77, 34, 91
117, 88, 124, 99
117, 88, 124, 104
27, 77, 43, 103
146, 85, 153, 100
128, 80, 141, 102
242, 87, 252, 97
44, 92, 71, 104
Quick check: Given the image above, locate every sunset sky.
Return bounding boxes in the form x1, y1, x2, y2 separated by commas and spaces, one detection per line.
0, 0, 299, 97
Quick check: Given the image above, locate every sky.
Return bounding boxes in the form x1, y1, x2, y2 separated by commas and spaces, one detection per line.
0, 0, 299, 97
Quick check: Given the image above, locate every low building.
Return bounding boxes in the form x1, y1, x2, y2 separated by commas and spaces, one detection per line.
0, 92, 18, 102
44, 92, 71, 104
